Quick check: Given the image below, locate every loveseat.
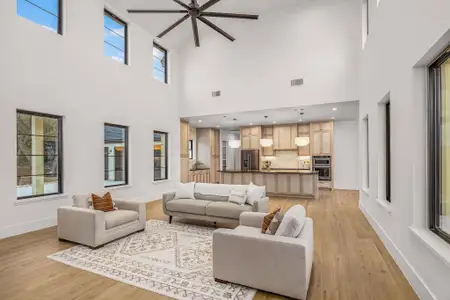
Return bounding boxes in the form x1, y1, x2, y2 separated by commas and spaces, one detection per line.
162, 183, 269, 224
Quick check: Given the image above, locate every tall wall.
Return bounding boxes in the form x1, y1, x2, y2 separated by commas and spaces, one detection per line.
0, 0, 180, 238
359, 0, 450, 299
178, 0, 361, 117
333, 121, 359, 190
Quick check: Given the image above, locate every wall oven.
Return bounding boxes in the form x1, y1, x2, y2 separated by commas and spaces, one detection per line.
313, 156, 332, 181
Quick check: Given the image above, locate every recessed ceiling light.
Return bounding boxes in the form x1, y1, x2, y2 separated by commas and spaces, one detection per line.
216, 125, 220, 128
250, 123, 253, 125
198, 120, 202, 123
332, 108, 338, 111
332, 117, 335, 120
299, 119, 303, 122
273, 121, 277, 124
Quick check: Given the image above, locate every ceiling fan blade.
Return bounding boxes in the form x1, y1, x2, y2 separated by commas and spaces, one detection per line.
191, 17, 200, 47
198, 17, 235, 42
199, 0, 222, 12
157, 14, 190, 38
172, 0, 191, 10
201, 12, 259, 20
128, 9, 188, 13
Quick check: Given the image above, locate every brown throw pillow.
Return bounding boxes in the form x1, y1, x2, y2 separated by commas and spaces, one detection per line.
261, 208, 281, 233
91, 192, 114, 212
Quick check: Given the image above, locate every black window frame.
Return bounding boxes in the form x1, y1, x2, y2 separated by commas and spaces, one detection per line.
385, 101, 391, 202
188, 139, 193, 159
153, 42, 168, 84
154, 131, 169, 181
18, 0, 63, 35
16, 109, 64, 200
104, 9, 128, 65
428, 46, 450, 244
366, 0, 370, 35
104, 123, 129, 188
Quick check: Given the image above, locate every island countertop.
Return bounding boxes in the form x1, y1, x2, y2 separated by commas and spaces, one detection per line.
218, 169, 318, 175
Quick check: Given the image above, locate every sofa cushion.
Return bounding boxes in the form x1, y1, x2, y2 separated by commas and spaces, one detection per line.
206, 202, 252, 219
92, 192, 114, 212
174, 182, 195, 200
166, 199, 211, 215
194, 183, 248, 201
104, 210, 139, 230
275, 205, 306, 238
246, 182, 266, 206
73, 194, 90, 208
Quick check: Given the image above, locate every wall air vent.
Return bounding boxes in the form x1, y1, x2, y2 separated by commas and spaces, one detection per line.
290, 78, 304, 87
212, 91, 221, 97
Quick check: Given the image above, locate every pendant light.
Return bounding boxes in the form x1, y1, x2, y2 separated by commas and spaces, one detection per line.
229, 118, 241, 148
260, 116, 274, 147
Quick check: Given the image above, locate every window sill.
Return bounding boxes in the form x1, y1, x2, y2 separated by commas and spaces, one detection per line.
376, 198, 392, 214
105, 184, 132, 191
362, 188, 370, 196
14, 193, 68, 206
153, 179, 171, 184
409, 227, 450, 268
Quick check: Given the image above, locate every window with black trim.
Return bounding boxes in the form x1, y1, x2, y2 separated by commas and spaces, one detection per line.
104, 10, 128, 64
104, 124, 128, 187
154, 131, 169, 181
153, 43, 168, 83
429, 47, 450, 243
17, 0, 62, 34
16, 110, 63, 199
385, 101, 391, 201
378, 98, 391, 202
189, 139, 193, 159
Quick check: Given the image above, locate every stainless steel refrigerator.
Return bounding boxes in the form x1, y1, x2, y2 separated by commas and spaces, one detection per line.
241, 150, 259, 171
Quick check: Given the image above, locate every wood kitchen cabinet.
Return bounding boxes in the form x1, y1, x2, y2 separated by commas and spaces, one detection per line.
311, 121, 333, 156
209, 129, 220, 183
180, 121, 190, 183
273, 124, 297, 150
297, 124, 310, 156
261, 126, 274, 156
240, 126, 261, 150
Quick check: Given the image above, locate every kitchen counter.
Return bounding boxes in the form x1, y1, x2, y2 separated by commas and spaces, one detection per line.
219, 169, 319, 199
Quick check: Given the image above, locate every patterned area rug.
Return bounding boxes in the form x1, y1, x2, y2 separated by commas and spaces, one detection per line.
48, 220, 256, 300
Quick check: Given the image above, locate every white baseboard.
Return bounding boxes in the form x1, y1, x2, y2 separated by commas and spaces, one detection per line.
359, 200, 436, 300
0, 217, 57, 239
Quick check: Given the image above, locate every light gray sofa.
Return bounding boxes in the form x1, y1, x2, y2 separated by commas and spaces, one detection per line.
57, 194, 146, 248
213, 211, 314, 299
162, 183, 269, 224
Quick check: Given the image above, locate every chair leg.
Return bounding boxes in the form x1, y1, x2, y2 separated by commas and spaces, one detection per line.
169, 216, 173, 224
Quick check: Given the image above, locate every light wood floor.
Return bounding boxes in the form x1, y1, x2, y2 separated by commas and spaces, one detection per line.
0, 190, 418, 300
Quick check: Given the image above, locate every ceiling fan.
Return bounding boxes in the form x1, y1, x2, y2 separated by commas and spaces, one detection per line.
128, 0, 259, 47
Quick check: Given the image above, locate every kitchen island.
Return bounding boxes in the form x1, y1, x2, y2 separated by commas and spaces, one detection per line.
219, 170, 319, 199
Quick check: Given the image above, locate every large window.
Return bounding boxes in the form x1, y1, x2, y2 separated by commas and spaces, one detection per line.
16, 110, 63, 199
104, 124, 128, 187
17, 0, 62, 34
104, 10, 127, 64
154, 131, 168, 181
153, 43, 168, 83
429, 48, 450, 243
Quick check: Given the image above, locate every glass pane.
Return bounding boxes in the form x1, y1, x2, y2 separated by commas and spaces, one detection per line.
153, 46, 165, 60
153, 56, 165, 72
154, 132, 168, 180
17, 175, 59, 198
104, 27, 125, 51
104, 125, 127, 186
17, 0, 59, 33
104, 13, 126, 63
17, 155, 58, 176
154, 69, 166, 83
441, 58, 450, 235
104, 42, 125, 63
17, 136, 57, 155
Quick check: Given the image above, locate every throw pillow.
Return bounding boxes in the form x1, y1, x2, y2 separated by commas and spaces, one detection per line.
246, 182, 266, 206
265, 208, 284, 235
228, 189, 247, 205
275, 205, 306, 237
91, 192, 114, 212
261, 208, 281, 233
174, 182, 195, 200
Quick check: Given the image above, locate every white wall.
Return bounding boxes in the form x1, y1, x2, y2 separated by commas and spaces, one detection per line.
196, 129, 211, 167
0, 0, 180, 238
178, 0, 361, 117
333, 121, 359, 190
359, 0, 450, 299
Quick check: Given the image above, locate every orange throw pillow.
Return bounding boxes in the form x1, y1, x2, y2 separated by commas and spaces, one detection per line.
91, 192, 114, 212
261, 208, 281, 233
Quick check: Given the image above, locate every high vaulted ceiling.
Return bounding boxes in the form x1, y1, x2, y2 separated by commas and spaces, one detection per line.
108, 0, 303, 49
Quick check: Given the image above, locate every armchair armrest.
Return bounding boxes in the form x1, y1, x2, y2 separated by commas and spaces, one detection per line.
57, 206, 105, 247
114, 199, 146, 223
162, 191, 176, 216
239, 212, 267, 228
252, 197, 269, 213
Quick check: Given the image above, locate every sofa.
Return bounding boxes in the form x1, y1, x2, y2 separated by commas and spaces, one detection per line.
57, 194, 146, 248
213, 210, 314, 299
162, 183, 269, 224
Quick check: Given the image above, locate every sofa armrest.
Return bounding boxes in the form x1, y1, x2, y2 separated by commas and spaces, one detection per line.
239, 212, 267, 228
213, 225, 312, 299
252, 197, 269, 213
57, 206, 105, 247
114, 199, 146, 223
162, 191, 176, 215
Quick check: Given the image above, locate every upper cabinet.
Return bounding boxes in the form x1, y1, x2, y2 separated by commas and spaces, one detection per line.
297, 124, 310, 156
311, 121, 333, 156
241, 126, 261, 150
262, 126, 274, 156
273, 124, 297, 150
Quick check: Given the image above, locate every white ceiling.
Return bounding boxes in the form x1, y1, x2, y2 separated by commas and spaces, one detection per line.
108, 0, 303, 48
184, 101, 359, 129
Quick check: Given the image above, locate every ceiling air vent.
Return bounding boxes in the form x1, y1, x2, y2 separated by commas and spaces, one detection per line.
290, 78, 304, 87
212, 91, 221, 97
